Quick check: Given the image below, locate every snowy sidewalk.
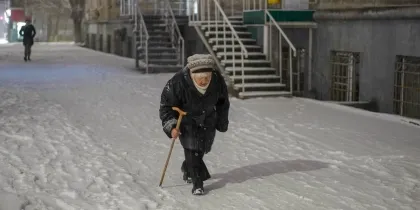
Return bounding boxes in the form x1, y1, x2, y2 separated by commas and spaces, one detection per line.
0, 44, 419, 210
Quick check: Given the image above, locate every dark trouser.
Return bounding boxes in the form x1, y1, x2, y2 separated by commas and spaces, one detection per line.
182, 148, 211, 182
23, 39, 33, 58
24, 43, 32, 58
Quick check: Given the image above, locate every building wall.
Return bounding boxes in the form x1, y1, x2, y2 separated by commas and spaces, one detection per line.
312, 7, 420, 113
85, 0, 127, 55
314, 0, 420, 9
85, 0, 120, 22
182, 26, 208, 60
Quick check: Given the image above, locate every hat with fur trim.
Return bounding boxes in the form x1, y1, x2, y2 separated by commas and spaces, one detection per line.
186, 54, 215, 73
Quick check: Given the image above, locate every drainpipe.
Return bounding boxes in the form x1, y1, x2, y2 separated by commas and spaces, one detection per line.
308, 27, 313, 92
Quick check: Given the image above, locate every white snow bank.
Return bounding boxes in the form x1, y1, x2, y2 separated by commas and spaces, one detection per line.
301, 98, 420, 128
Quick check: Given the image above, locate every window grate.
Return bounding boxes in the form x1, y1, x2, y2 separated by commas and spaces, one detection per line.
330, 50, 360, 101
393, 55, 420, 119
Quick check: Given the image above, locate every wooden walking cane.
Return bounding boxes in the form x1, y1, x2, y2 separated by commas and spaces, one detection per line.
159, 107, 187, 187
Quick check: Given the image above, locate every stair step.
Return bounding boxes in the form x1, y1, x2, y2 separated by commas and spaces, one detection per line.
201, 25, 247, 30
148, 41, 173, 47
234, 82, 286, 92
149, 36, 171, 42
148, 35, 171, 39
138, 47, 176, 53
222, 59, 270, 65
202, 20, 243, 25
201, 24, 247, 29
238, 91, 292, 99
234, 83, 285, 88
148, 23, 167, 27
218, 52, 265, 59
141, 53, 177, 59
213, 45, 260, 51
143, 15, 163, 20
205, 31, 251, 37
145, 19, 165, 24
230, 75, 281, 80
209, 38, 255, 44
225, 67, 276, 72
138, 64, 183, 73
148, 25, 166, 31
149, 59, 179, 65
228, 15, 243, 20
150, 31, 170, 36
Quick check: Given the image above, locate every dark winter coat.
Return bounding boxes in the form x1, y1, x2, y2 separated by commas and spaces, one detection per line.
159, 67, 230, 153
19, 24, 36, 46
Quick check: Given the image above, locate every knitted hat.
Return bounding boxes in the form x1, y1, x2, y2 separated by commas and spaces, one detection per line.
186, 54, 215, 73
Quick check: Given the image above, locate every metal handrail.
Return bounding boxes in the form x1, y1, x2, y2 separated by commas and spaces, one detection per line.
134, 1, 150, 73
266, 11, 296, 55
212, 0, 248, 58
164, 0, 185, 66
212, 0, 249, 93
265, 10, 296, 94
188, 0, 250, 92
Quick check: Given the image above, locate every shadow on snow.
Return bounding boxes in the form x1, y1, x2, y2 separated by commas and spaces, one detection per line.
205, 159, 330, 192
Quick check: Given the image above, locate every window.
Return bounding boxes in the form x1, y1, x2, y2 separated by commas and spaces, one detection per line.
330, 50, 360, 101
394, 55, 420, 119
120, 0, 132, 16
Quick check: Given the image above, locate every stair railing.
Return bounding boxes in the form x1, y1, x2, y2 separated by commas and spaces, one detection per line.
163, 0, 185, 67
133, 0, 150, 73
243, 0, 266, 11
214, 0, 250, 93
189, 0, 249, 93
265, 10, 297, 94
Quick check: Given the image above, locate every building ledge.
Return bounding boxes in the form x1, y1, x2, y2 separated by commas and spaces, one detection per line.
243, 10, 315, 25
85, 19, 132, 24
314, 6, 420, 20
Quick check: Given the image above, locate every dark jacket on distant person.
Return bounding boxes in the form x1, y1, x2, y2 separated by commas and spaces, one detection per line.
19, 24, 36, 46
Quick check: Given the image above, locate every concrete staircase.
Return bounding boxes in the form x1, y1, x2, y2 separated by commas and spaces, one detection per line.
200, 16, 291, 98
137, 15, 187, 73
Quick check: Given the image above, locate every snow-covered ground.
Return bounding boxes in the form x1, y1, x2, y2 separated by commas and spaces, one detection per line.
0, 43, 419, 210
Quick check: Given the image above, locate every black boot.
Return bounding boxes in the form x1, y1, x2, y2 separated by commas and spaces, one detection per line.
24, 56, 27, 61
191, 169, 204, 195
181, 161, 192, 184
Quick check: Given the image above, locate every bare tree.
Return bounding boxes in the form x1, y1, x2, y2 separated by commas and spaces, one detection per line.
28, 0, 71, 16
27, 0, 71, 41
28, 0, 84, 43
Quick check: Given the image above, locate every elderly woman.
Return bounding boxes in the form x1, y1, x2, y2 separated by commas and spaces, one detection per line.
159, 54, 230, 195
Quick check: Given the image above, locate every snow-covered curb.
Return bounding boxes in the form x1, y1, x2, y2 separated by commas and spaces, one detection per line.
299, 97, 420, 128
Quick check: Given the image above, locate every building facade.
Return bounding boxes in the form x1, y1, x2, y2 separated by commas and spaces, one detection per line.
83, 0, 420, 119
311, 0, 420, 119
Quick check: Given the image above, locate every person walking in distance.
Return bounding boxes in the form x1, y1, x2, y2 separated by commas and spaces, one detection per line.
19, 17, 36, 61
159, 54, 230, 195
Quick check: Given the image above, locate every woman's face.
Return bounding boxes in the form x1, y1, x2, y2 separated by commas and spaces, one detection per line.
192, 72, 212, 88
